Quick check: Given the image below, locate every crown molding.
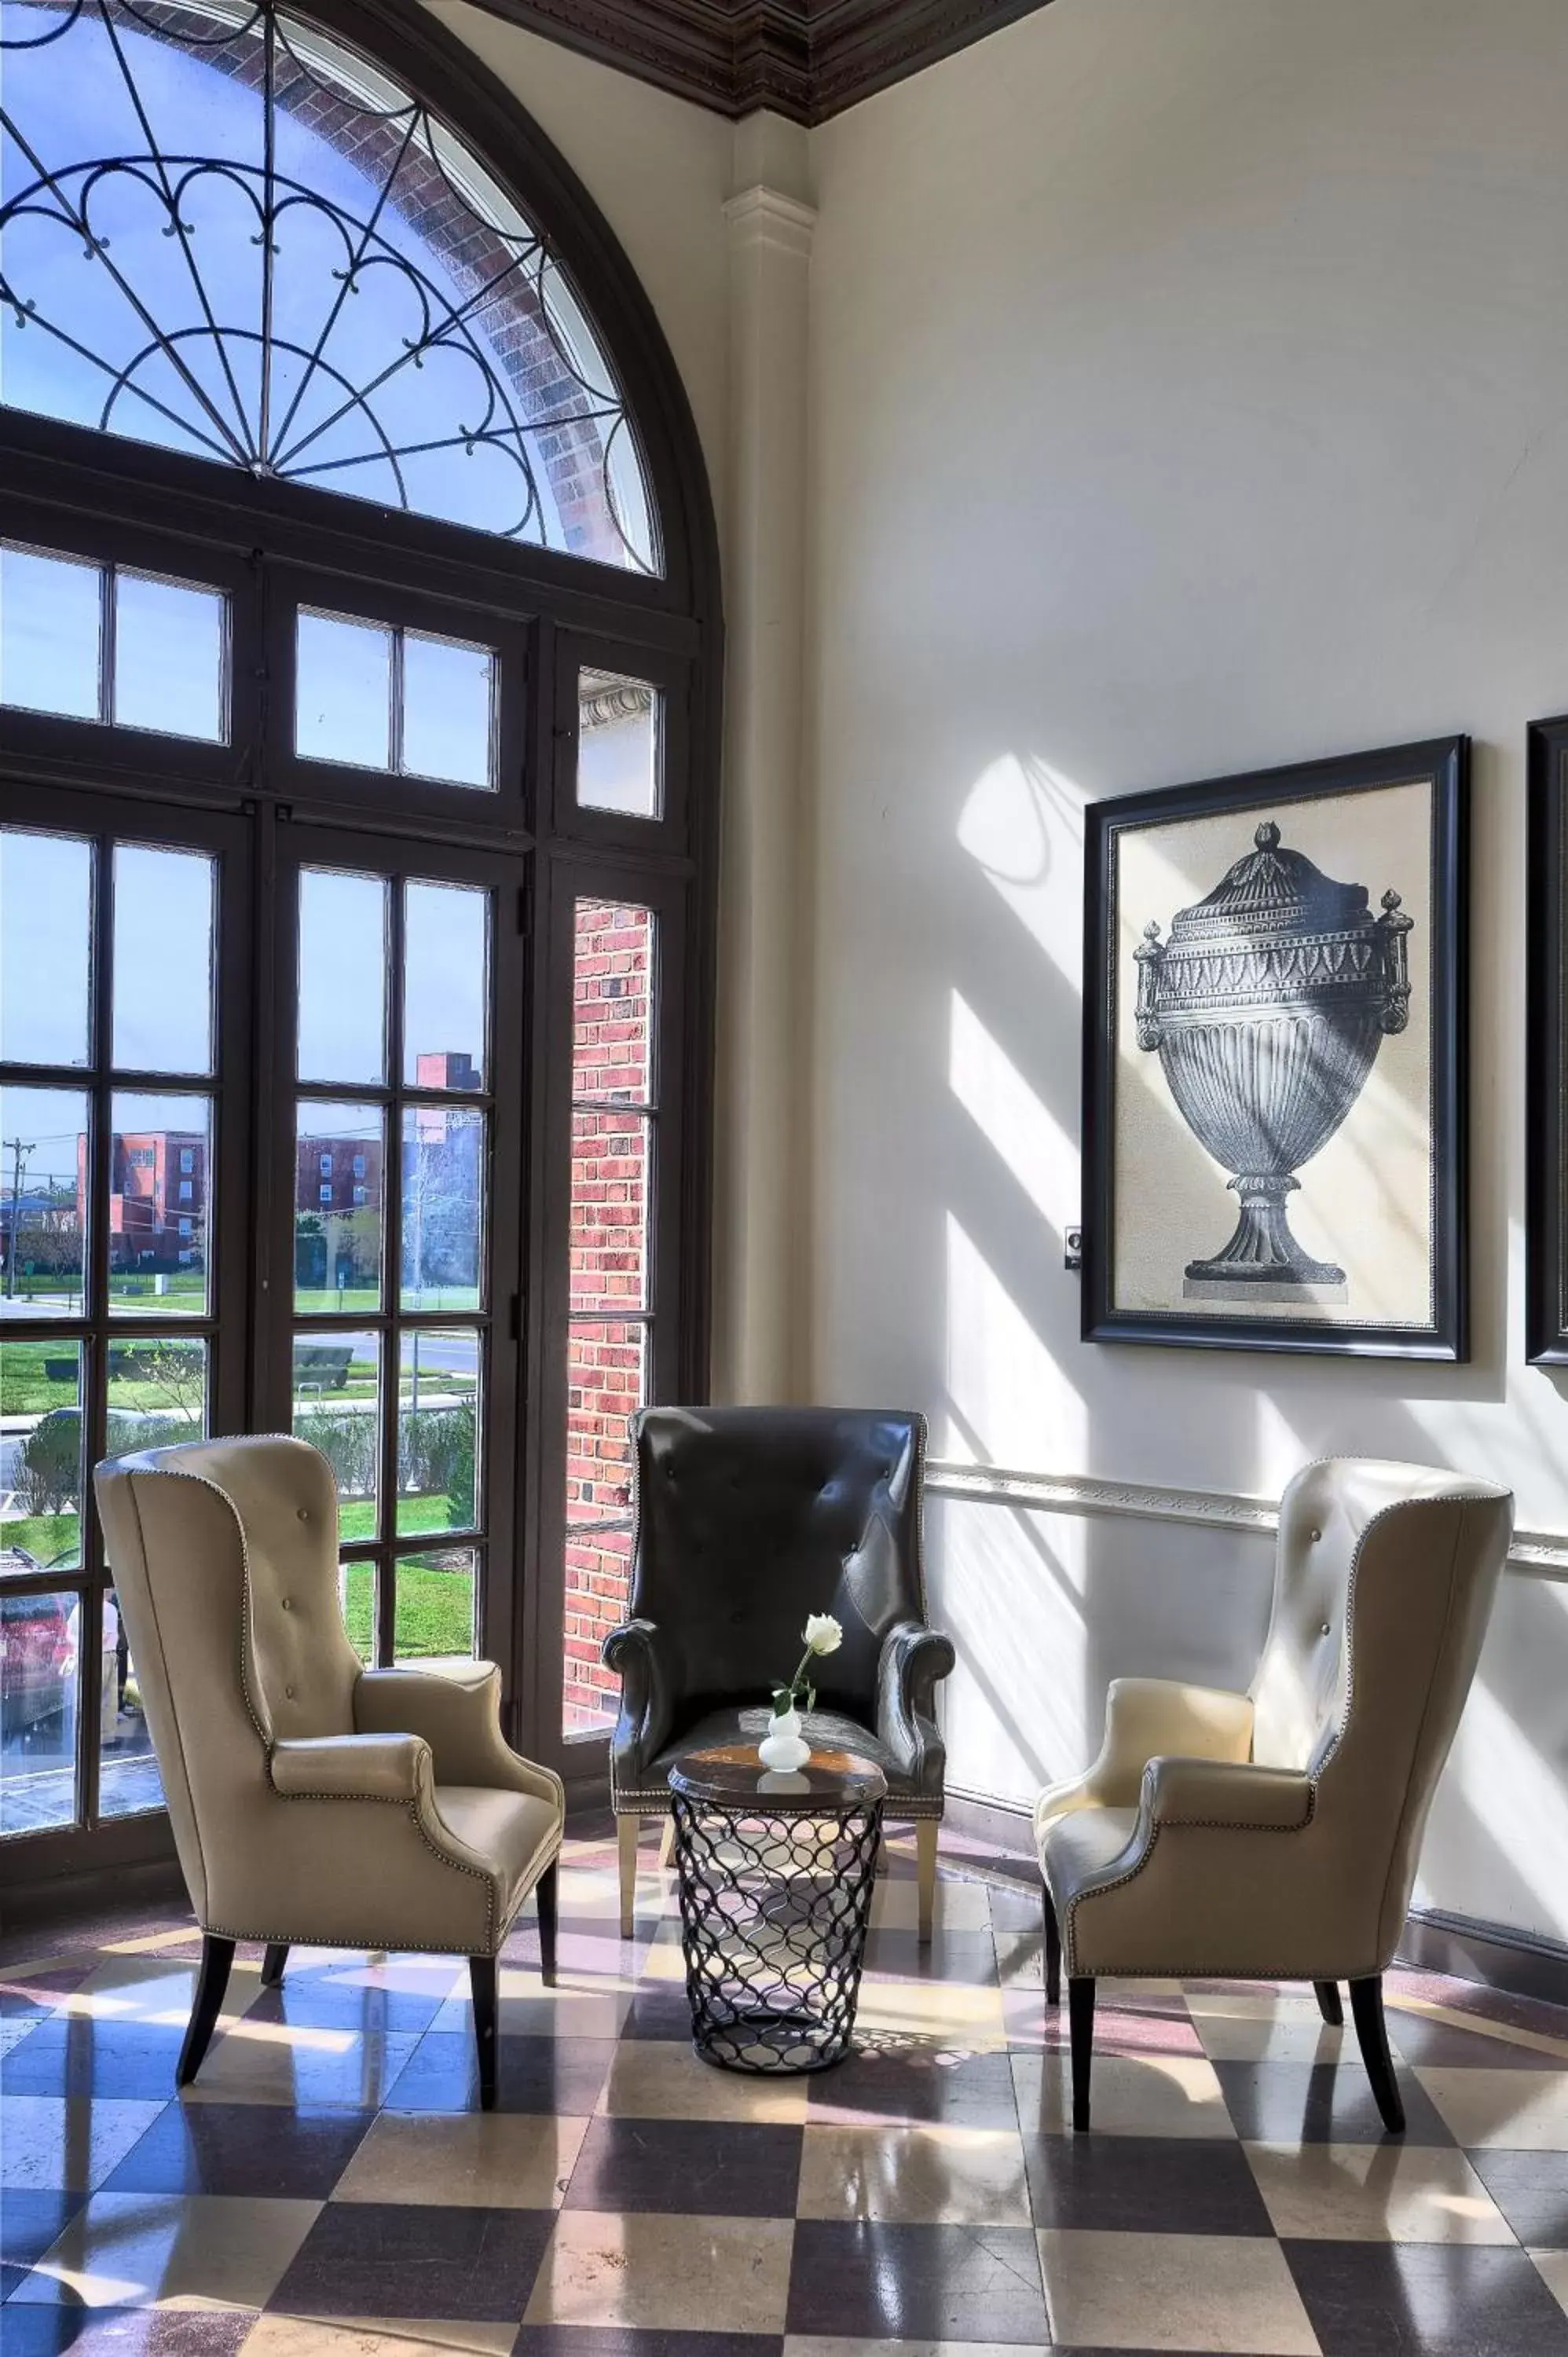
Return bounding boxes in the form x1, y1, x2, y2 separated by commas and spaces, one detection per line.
457, 0, 1056, 124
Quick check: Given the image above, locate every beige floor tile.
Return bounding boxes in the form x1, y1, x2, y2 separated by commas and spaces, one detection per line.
178, 2018, 420, 2109
871, 1878, 991, 1934
1245, 2140, 1514, 2242
331, 2110, 588, 2207
1416, 2067, 1568, 2150
1185, 1994, 1348, 2065
9, 2190, 320, 2311
1533, 2249, 1568, 2318
522, 2209, 794, 2333
430, 1975, 632, 2041
0, 2095, 167, 2190
855, 1977, 1007, 2046
797, 2122, 1031, 2225
1039, 2228, 1321, 2354
60, 1954, 265, 2029
785, 2344, 1050, 2357
1013, 2049, 1236, 2139
597, 2036, 810, 2123
245, 2320, 519, 2357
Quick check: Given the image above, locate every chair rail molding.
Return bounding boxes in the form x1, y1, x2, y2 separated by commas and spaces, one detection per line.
925, 1458, 1568, 1582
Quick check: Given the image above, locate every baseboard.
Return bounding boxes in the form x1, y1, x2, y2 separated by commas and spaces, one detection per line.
943, 1787, 1037, 1857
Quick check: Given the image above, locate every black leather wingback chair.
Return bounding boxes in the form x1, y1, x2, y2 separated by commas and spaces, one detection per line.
603, 1406, 954, 1939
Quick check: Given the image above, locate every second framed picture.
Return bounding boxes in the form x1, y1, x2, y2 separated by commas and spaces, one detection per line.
1083, 737, 1468, 1358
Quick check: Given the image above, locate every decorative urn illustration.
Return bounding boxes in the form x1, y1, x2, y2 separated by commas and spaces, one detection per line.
1134, 821, 1413, 1300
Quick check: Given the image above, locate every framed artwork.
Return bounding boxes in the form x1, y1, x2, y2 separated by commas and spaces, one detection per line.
1527, 717, 1568, 1363
1082, 738, 1468, 1358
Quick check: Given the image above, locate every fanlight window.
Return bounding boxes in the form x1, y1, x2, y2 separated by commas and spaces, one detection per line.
0, 0, 660, 571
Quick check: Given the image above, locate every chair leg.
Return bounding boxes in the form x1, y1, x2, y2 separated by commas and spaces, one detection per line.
1349, 1974, 1405, 2134
1043, 1886, 1061, 2007
537, 1857, 559, 1987
471, 1956, 498, 2111
617, 1814, 639, 1940
261, 1943, 289, 1989
915, 1819, 938, 1946
1313, 1978, 1343, 2028
657, 1813, 676, 1869
177, 1934, 235, 2087
1068, 1975, 1096, 2132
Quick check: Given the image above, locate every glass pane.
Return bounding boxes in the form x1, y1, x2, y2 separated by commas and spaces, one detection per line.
401, 1105, 485, 1313
1, 1588, 82, 1835
394, 1546, 478, 1669
566, 1319, 645, 1525
0, 1084, 89, 1319
404, 882, 489, 1090
397, 1329, 479, 1538
0, 829, 93, 1068
293, 1331, 381, 1542
298, 868, 388, 1087
295, 609, 392, 768
295, 1101, 384, 1313
106, 1337, 207, 1453
112, 845, 216, 1076
100, 1590, 166, 1821
570, 1105, 650, 1314
1, 1341, 82, 1574
565, 1524, 632, 1736
577, 669, 661, 818
112, 574, 226, 742
108, 1094, 211, 1317
572, 900, 655, 1102
338, 1560, 374, 1664
0, 544, 101, 720
401, 632, 496, 789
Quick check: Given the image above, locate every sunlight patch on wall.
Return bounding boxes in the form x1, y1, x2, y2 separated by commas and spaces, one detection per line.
948, 989, 1078, 1240
956, 754, 1084, 987
928, 1494, 1091, 1800
943, 1211, 1086, 1470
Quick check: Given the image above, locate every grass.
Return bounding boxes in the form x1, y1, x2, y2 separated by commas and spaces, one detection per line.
337, 1556, 474, 1662
1, 1340, 207, 1417
336, 1494, 471, 1543
1, 1513, 80, 1567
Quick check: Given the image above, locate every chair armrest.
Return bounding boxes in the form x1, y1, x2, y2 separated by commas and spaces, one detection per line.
354, 1665, 562, 1811
269, 1732, 431, 1802
1035, 1677, 1254, 1835
876, 1620, 955, 1785
603, 1618, 675, 1788
1143, 1754, 1313, 1831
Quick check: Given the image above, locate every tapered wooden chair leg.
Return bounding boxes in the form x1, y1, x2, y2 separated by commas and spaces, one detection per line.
916, 1819, 938, 1946
617, 1815, 639, 1939
1349, 1974, 1405, 2133
1313, 1978, 1343, 2027
261, 1943, 289, 1989
657, 1813, 676, 1870
537, 1857, 559, 1986
1068, 1976, 1096, 2132
177, 1934, 236, 2087
471, 1955, 498, 2111
1043, 1887, 1061, 2007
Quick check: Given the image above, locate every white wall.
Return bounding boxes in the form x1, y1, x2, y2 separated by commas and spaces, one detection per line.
807, 0, 1568, 1943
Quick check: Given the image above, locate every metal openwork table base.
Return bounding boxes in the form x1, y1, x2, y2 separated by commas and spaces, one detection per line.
669, 1744, 888, 2074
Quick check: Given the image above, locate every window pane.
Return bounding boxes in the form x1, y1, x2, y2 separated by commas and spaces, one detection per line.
577, 669, 661, 818
402, 632, 496, 790
1, 1341, 82, 1574
0, 1084, 88, 1320
0, 829, 93, 1069
573, 900, 655, 1102
397, 1329, 479, 1538
565, 1527, 631, 1737
401, 1105, 484, 1313
338, 1560, 374, 1664
293, 1332, 381, 1542
570, 1106, 649, 1313
108, 1094, 211, 1316
566, 1319, 644, 1526
100, 1589, 166, 1821
112, 845, 216, 1076
106, 1337, 207, 1451
404, 882, 489, 1091
112, 574, 226, 743
0, 544, 101, 720
295, 609, 392, 769
295, 1102, 383, 1312
394, 1546, 477, 1669
298, 868, 387, 1086
1, 1588, 82, 1835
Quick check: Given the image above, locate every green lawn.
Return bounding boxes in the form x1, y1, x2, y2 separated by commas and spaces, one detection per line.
336, 1556, 474, 1662
335, 1494, 472, 1543
1, 1340, 207, 1417
1, 1513, 80, 1567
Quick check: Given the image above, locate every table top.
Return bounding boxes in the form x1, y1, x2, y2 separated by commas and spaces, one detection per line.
667, 1742, 888, 1811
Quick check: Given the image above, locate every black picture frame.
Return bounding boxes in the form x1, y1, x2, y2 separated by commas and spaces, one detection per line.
1526, 718, 1568, 1364
1082, 737, 1468, 1359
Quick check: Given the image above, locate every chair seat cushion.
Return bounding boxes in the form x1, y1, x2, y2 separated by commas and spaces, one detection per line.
1039, 1804, 1141, 1912
636, 1705, 936, 1813
432, 1784, 560, 1923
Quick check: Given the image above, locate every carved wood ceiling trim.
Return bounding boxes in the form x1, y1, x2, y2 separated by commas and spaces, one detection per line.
458, 0, 1056, 124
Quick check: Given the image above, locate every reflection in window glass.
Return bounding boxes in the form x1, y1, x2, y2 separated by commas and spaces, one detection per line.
100, 1589, 166, 1820
401, 1105, 484, 1313
0, 1084, 89, 1321
0, 829, 93, 1069
394, 1547, 478, 1668
297, 868, 387, 1086
1, 1340, 82, 1573
577, 669, 661, 818
0, 1587, 82, 1835
109, 1094, 211, 1316
295, 1102, 383, 1311
112, 574, 227, 742
112, 845, 216, 1076
293, 1331, 381, 1541
571, 900, 655, 1102
295, 609, 391, 769
397, 1328, 479, 1537
0, 544, 101, 720
338, 1560, 374, 1663
402, 632, 496, 789
404, 882, 489, 1090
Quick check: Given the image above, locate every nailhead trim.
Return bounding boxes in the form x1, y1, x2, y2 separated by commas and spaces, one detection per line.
201, 1829, 564, 1955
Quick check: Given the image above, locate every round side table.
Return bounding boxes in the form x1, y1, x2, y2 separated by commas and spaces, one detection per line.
667, 1742, 887, 2074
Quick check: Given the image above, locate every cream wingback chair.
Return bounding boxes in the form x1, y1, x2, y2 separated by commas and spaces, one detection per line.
95, 1435, 565, 2110
1035, 1459, 1512, 2135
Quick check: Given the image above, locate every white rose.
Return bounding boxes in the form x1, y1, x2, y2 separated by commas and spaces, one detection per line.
803, 1612, 842, 1656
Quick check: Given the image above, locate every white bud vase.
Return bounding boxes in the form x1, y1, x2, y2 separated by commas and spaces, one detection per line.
758, 1703, 811, 1773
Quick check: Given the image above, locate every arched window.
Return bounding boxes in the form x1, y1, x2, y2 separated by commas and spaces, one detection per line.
0, 0, 720, 1881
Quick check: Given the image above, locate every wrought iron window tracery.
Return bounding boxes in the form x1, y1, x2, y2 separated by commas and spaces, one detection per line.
0, 0, 660, 571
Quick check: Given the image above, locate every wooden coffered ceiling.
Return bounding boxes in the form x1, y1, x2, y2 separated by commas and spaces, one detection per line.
461, 0, 1057, 124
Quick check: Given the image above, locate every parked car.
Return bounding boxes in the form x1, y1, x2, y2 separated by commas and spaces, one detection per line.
0, 1588, 121, 1747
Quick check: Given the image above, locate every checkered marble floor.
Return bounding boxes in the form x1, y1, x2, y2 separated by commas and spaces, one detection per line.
4, 1828, 1568, 2355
